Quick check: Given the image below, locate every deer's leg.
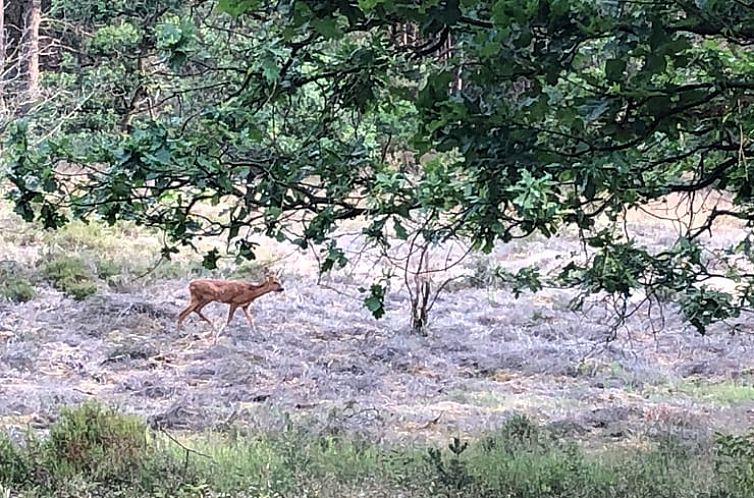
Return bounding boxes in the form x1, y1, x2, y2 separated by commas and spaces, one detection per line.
226, 304, 239, 326
177, 299, 200, 330
241, 305, 256, 332
193, 302, 214, 326
188, 301, 217, 342
195, 310, 213, 325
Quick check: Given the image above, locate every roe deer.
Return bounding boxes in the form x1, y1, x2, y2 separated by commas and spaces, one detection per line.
176, 270, 285, 339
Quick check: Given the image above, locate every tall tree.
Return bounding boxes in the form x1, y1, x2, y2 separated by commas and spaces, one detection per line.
24, 0, 40, 99
6, 0, 754, 333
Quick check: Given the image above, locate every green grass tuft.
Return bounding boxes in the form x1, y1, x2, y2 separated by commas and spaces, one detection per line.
0, 260, 36, 303
0, 431, 29, 485
45, 401, 149, 482
38, 254, 99, 300
0, 277, 36, 302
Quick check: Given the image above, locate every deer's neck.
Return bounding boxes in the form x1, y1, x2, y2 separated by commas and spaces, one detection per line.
250, 283, 273, 298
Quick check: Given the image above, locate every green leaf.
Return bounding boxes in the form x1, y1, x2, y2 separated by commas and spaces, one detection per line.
393, 219, 408, 240
216, 0, 260, 16
312, 17, 343, 39
604, 58, 626, 82
357, 0, 383, 11
321, 242, 348, 272
202, 248, 220, 270
152, 146, 171, 165
236, 240, 257, 260
262, 60, 280, 82
363, 283, 386, 319
436, 0, 462, 25
644, 53, 667, 74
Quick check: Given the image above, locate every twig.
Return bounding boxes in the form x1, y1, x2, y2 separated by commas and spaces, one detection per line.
159, 427, 213, 461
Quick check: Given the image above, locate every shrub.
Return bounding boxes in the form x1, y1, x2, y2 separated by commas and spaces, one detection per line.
499, 414, 541, 444
480, 414, 548, 455
95, 258, 122, 281
0, 278, 36, 303
715, 430, 754, 494
45, 401, 148, 482
0, 260, 36, 303
63, 280, 99, 300
0, 432, 28, 485
39, 255, 99, 300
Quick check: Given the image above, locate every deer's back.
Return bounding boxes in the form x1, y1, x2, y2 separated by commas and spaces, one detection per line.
189, 279, 252, 303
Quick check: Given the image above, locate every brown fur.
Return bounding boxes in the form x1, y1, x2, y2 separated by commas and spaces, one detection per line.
176, 274, 284, 332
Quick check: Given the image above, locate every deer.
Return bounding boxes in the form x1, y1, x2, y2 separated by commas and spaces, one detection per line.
176, 269, 285, 341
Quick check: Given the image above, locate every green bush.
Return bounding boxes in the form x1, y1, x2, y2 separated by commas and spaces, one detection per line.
0, 260, 36, 303
0, 278, 36, 303
95, 258, 122, 280
0, 432, 29, 485
64, 280, 99, 300
39, 255, 99, 300
715, 430, 754, 494
45, 401, 148, 482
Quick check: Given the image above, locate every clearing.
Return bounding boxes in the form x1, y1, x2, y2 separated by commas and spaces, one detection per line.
1, 198, 753, 448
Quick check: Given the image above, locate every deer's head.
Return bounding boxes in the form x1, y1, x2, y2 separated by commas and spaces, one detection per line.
263, 268, 285, 292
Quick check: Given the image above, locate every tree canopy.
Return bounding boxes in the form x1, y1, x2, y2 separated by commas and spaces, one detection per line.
5, 0, 754, 333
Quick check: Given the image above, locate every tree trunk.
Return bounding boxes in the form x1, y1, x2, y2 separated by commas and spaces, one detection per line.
410, 249, 432, 335
25, 0, 40, 100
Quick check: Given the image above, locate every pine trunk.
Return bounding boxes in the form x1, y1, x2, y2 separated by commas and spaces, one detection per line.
26, 0, 40, 100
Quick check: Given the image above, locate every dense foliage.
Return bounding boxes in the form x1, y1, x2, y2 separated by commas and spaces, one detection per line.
4, 0, 754, 332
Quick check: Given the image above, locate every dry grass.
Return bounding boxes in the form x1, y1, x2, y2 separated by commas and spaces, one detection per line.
0, 198, 753, 452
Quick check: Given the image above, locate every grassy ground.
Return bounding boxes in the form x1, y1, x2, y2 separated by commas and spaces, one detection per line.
1, 198, 754, 496
2, 401, 753, 497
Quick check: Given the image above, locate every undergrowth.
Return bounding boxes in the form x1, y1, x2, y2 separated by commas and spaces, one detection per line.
38, 254, 99, 300
0, 402, 752, 497
0, 260, 36, 303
